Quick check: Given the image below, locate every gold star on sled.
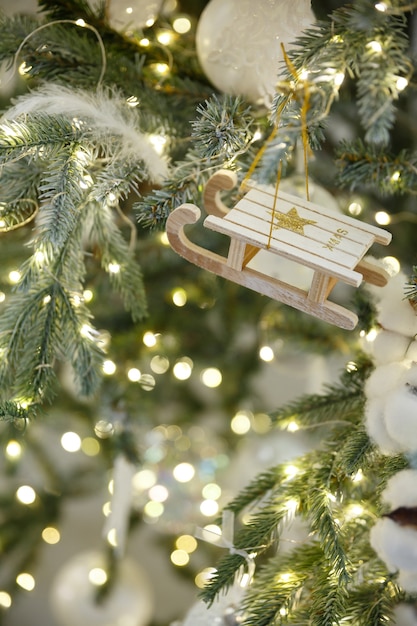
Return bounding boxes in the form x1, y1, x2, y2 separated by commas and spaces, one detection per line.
270, 206, 317, 235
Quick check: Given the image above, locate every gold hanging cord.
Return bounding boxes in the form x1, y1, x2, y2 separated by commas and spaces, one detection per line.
240, 43, 312, 248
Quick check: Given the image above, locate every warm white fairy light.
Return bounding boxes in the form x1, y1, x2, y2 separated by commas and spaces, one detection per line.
170, 549, 190, 567
140, 373, 155, 390
285, 498, 299, 514
346, 361, 358, 372
259, 345, 274, 362
18, 62, 32, 76
280, 608, 288, 617
157, 30, 174, 45
88, 568, 107, 586
42, 527, 61, 545
16, 485, 36, 505
173, 358, 193, 380
396, 76, 408, 91
200, 524, 222, 543
367, 40, 382, 53
102, 501, 111, 516
195, 567, 217, 589
145, 17, 156, 27
94, 420, 114, 438
279, 572, 293, 583
172, 288, 187, 306
365, 328, 378, 342
0, 292, 5, 303
287, 420, 299, 432
144, 500, 164, 518
375, 211, 391, 225
149, 484, 169, 502
176, 535, 198, 553
5, 440, 22, 460
200, 499, 219, 517
133, 469, 157, 491
391, 170, 401, 182
150, 355, 170, 374
43, 295, 51, 305
382, 256, 401, 275
107, 262, 121, 274
284, 465, 299, 479
81, 437, 101, 457
8, 270, 21, 284
159, 232, 170, 246
127, 367, 141, 382
345, 503, 365, 520
201, 367, 222, 388
16, 573, 35, 591
0, 592, 12, 608
202, 483, 222, 500
173, 462, 195, 483
352, 469, 364, 483
83, 289, 93, 302
79, 175, 93, 189
61, 431, 81, 453
143, 331, 158, 347
107, 528, 118, 548
231, 411, 251, 435
102, 359, 117, 375
75, 18, 86, 27
173, 17, 192, 34
149, 133, 167, 155
348, 201, 362, 216
375, 2, 387, 11
155, 63, 170, 75
139, 37, 150, 47
80, 324, 96, 339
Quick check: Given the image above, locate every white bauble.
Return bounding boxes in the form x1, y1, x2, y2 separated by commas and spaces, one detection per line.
364, 362, 407, 400
50, 551, 153, 626
393, 603, 417, 626
370, 518, 417, 573
196, 0, 315, 104
365, 396, 402, 454
384, 386, 417, 451
397, 571, 417, 594
382, 469, 417, 510
107, 0, 161, 31
371, 330, 410, 365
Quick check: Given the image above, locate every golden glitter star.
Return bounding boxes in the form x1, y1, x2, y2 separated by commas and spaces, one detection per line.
271, 206, 317, 235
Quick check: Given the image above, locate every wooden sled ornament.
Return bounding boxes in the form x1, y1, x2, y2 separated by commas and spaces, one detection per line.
166, 170, 392, 330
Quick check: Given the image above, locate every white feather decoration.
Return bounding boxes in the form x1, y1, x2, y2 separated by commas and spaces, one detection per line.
3, 84, 168, 183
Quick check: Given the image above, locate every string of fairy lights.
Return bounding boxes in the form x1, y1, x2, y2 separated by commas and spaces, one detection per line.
0, 0, 411, 616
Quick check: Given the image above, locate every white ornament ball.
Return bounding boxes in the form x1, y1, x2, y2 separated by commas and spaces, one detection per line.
50, 551, 153, 626
382, 469, 417, 510
108, 0, 161, 31
365, 396, 402, 454
365, 362, 408, 400
393, 603, 417, 626
370, 517, 417, 573
384, 386, 417, 451
397, 570, 417, 594
376, 273, 417, 337
196, 0, 315, 104
371, 330, 410, 366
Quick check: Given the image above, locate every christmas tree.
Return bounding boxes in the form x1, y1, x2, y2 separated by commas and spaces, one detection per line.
0, 0, 417, 625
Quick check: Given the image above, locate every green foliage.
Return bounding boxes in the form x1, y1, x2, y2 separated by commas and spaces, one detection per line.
201, 359, 409, 624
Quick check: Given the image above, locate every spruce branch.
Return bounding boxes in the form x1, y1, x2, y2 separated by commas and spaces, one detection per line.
191, 95, 254, 159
